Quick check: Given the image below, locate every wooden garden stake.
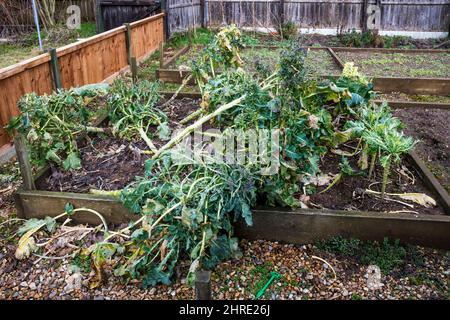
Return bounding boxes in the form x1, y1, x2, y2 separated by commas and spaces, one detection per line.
14, 134, 36, 191
159, 42, 164, 68
188, 28, 193, 46
125, 23, 133, 66
49, 48, 62, 90
195, 270, 212, 300
131, 56, 138, 83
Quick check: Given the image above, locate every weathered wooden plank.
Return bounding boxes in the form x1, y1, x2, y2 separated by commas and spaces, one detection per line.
162, 45, 191, 68
235, 208, 450, 250
13, 135, 35, 191
15, 190, 135, 225
373, 100, 450, 110
330, 47, 450, 54
14, 188, 450, 249
157, 67, 450, 95
372, 77, 450, 95
327, 47, 345, 69
408, 150, 450, 214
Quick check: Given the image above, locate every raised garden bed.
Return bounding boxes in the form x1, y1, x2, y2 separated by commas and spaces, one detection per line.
335, 49, 450, 78
13, 96, 450, 250
393, 107, 450, 194
156, 46, 450, 96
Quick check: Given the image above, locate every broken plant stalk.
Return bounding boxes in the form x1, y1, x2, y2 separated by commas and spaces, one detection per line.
152, 95, 246, 160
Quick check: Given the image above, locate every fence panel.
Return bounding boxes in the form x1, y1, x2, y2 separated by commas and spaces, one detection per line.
167, 0, 202, 33
131, 15, 165, 61
202, 0, 449, 32
97, 0, 161, 31
58, 26, 129, 88
0, 13, 165, 149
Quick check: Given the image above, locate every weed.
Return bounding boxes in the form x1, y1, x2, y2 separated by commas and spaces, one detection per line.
71, 252, 92, 273
316, 237, 412, 275
351, 293, 363, 300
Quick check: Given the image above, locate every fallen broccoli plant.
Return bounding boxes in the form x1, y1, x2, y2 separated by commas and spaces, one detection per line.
108, 80, 170, 153
7, 88, 108, 170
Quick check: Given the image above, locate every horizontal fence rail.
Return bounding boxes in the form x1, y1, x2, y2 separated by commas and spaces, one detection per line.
0, 13, 164, 148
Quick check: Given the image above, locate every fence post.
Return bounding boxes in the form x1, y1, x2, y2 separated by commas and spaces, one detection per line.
195, 270, 212, 300
14, 135, 36, 191
161, 0, 170, 39
159, 42, 165, 68
125, 23, 133, 65
362, 0, 369, 32
131, 57, 138, 84
280, 0, 285, 26
95, 0, 105, 33
49, 48, 62, 90
200, 0, 206, 28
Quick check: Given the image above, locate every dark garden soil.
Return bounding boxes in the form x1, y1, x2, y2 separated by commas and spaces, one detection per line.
393, 107, 450, 194
309, 152, 445, 215
37, 98, 201, 193
37, 98, 445, 215
305, 49, 342, 75
336, 51, 450, 78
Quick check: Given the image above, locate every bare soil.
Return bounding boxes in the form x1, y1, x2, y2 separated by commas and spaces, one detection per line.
37, 98, 201, 193
36, 98, 445, 215
393, 107, 450, 194
309, 152, 445, 215
336, 51, 450, 78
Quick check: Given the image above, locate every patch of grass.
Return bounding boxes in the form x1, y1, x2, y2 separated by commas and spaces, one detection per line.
316, 236, 362, 256
351, 293, 363, 300
70, 252, 92, 273
77, 22, 97, 38
247, 262, 288, 299
0, 43, 42, 69
339, 51, 450, 78
166, 28, 215, 49
316, 236, 415, 275
0, 22, 97, 69
359, 238, 407, 274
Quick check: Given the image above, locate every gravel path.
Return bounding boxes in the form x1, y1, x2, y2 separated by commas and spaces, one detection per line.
1, 161, 448, 300
0, 235, 448, 300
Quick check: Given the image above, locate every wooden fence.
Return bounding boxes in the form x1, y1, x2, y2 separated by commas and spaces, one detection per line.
167, 0, 450, 34
96, 0, 161, 32
0, 13, 164, 148
167, 0, 203, 35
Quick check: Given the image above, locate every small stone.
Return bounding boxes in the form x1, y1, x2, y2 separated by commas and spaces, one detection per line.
29, 282, 37, 290
20, 282, 28, 288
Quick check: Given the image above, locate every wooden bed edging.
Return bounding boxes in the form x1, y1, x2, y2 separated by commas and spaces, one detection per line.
156, 68, 450, 95
160, 92, 450, 110
408, 151, 450, 214
13, 189, 450, 249
156, 44, 450, 96
234, 208, 450, 250
373, 100, 450, 109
